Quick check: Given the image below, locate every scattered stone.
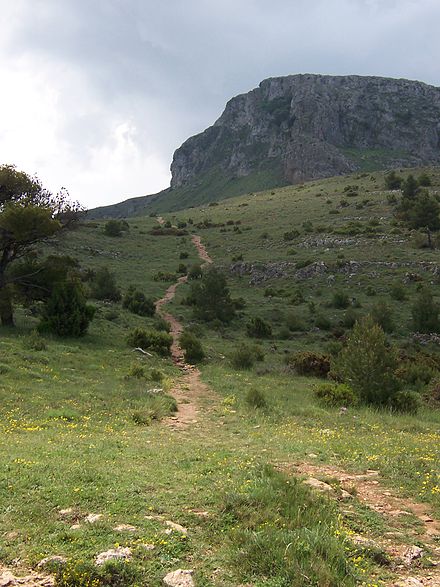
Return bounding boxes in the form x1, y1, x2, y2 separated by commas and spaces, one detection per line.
70, 524, 81, 530
113, 524, 137, 532
37, 556, 66, 569
5, 532, 18, 541
0, 571, 16, 586
165, 521, 187, 534
339, 489, 354, 501
163, 569, 195, 587
85, 513, 103, 524
303, 478, 333, 494
189, 509, 209, 518
58, 508, 73, 517
404, 546, 424, 565
95, 547, 132, 566
140, 543, 155, 551
394, 578, 424, 587
308, 453, 318, 459
420, 515, 434, 523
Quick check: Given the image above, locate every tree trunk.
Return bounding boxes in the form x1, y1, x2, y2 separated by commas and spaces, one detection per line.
0, 284, 14, 326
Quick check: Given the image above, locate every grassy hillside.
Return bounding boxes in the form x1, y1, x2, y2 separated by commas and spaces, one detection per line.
1, 168, 440, 586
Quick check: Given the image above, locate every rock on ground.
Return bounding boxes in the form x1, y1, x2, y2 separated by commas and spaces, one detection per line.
95, 547, 132, 566
163, 569, 195, 587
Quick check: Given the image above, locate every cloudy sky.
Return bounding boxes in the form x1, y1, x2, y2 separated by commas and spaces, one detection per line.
1, 0, 439, 209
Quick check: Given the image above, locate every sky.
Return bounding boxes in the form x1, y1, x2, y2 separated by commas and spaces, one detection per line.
1, 0, 440, 209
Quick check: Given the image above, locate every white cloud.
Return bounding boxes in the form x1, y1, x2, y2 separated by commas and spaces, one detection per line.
0, 0, 439, 208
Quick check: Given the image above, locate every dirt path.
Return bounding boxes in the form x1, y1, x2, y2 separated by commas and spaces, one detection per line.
155, 225, 213, 429
281, 461, 440, 586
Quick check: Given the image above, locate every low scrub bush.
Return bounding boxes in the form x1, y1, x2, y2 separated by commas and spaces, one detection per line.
245, 388, 267, 409
286, 351, 331, 378
126, 328, 172, 356
22, 330, 47, 351
371, 301, 394, 333
315, 383, 358, 407
230, 345, 262, 370
180, 330, 205, 363
389, 282, 406, 301
126, 363, 145, 379
122, 286, 155, 317
424, 379, 440, 406
315, 313, 332, 330
397, 362, 436, 390
286, 311, 307, 331
153, 316, 171, 332
39, 281, 95, 337
131, 394, 177, 425
55, 560, 138, 587
332, 291, 350, 309
90, 267, 121, 302
246, 316, 272, 338
147, 368, 165, 382
389, 390, 421, 414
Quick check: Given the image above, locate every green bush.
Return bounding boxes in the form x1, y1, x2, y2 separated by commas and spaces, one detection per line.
126, 363, 145, 379
389, 390, 421, 414
131, 395, 177, 425
179, 251, 189, 259
122, 286, 155, 317
55, 559, 137, 586
245, 388, 267, 409
412, 289, 440, 333
187, 264, 202, 280
153, 316, 171, 332
246, 316, 272, 338
315, 383, 358, 407
397, 362, 436, 389
335, 316, 400, 406
190, 267, 235, 323
389, 282, 406, 301
39, 281, 95, 337
371, 300, 394, 333
90, 267, 121, 302
147, 368, 165, 382
22, 330, 47, 351
180, 330, 205, 363
332, 291, 350, 309
286, 311, 307, 331
425, 379, 440, 406
314, 313, 332, 330
126, 328, 172, 356
230, 345, 256, 370
341, 308, 358, 329
103, 219, 128, 237
286, 351, 331, 378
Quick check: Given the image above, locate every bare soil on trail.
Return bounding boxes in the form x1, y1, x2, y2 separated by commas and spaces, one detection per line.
280, 461, 440, 586
155, 228, 214, 429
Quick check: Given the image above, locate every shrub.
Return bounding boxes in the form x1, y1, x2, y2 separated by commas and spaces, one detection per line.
90, 267, 121, 302
55, 560, 138, 587
148, 368, 165, 382
126, 328, 172, 356
371, 301, 394, 333
122, 286, 155, 317
179, 251, 189, 259
283, 230, 300, 241
104, 309, 119, 321
314, 313, 332, 330
332, 291, 350, 309
287, 351, 331, 378
286, 311, 307, 331
418, 173, 432, 187
385, 171, 403, 190
290, 289, 305, 305
39, 281, 95, 337
412, 289, 440, 333
179, 330, 205, 363
187, 264, 202, 280
315, 383, 358, 407
153, 270, 176, 282
341, 308, 358, 329
335, 316, 400, 406
103, 219, 128, 237
425, 379, 440, 406
246, 316, 272, 338
245, 388, 267, 409
230, 345, 255, 370
389, 390, 421, 414
389, 282, 406, 301
177, 263, 187, 274
153, 316, 171, 332
190, 267, 235, 323
397, 362, 436, 389
126, 363, 145, 379
22, 330, 47, 351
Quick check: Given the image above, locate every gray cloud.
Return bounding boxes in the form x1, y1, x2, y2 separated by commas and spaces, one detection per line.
1, 0, 439, 207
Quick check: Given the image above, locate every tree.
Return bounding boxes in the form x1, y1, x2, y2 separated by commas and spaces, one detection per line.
402, 174, 419, 198
0, 164, 82, 325
104, 219, 127, 237
411, 289, 440, 333
189, 267, 235, 323
90, 267, 121, 302
406, 191, 440, 231
384, 171, 403, 190
336, 315, 400, 406
39, 281, 95, 337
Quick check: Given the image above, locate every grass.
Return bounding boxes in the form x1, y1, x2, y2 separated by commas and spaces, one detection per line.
1, 167, 440, 585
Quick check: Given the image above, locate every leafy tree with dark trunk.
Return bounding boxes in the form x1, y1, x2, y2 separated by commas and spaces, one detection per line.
0, 164, 82, 326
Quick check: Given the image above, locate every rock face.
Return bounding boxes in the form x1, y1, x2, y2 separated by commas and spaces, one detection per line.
171, 74, 440, 188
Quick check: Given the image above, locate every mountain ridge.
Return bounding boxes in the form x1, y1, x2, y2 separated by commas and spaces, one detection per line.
88, 73, 440, 218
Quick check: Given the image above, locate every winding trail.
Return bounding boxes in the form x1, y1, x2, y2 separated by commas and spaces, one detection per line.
155, 220, 214, 429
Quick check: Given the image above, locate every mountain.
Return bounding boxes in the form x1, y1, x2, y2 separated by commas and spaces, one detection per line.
88, 74, 440, 218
